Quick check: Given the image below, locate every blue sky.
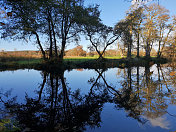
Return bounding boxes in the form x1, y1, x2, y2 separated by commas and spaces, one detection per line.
0, 0, 176, 51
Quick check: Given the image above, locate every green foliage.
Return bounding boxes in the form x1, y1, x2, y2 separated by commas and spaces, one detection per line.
0, 119, 20, 132
1, 0, 102, 61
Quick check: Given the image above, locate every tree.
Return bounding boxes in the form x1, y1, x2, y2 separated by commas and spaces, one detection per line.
81, 5, 118, 60
159, 16, 176, 58
1, 0, 48, 60
142, 4, 175, 58
155, 4, 170, 58
115, 6, 146, 59
56, 0, 84, 61
1, 0, 100, 62
42, 0, 59, 59
163, 25, 176, 59
170, 30, 176, 58
85, 24, 119, 60
115, 2, 174, 59
66, 45, 86, 56
114, 17, 134, 59
129, 7, 145, 58
142, 3, 159, 58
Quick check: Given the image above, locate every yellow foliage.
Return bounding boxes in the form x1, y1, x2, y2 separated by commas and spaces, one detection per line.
170, 71, 176, 76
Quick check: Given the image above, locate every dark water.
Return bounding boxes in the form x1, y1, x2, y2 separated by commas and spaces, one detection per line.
0, 63, 175, 132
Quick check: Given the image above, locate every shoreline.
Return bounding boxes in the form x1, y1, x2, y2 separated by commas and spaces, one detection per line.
0, 57, 169, 72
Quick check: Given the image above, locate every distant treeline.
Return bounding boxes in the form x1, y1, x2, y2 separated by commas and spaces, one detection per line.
0, 51, 42, 59
0, 45, 174, 59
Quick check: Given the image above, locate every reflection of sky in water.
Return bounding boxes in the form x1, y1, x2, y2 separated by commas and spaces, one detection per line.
0, 64, 176, 132
0, 70, 42, 102
65, 69, 96, 95
148, 116, 170, 129
65, 68, 123, 95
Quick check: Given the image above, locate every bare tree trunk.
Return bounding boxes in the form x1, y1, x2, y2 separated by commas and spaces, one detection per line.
127, 33, 132, 59
88, 35, 105, 60
93, 46, 104, 60
50, 14, 58, 57
34, 32, 46, 60
127, 44, 130, 58
157, 41, 161, 58
145, 41, 150, 58
52, 27, 58, 58
48, 19, 53, 59
127, 42, 132, 59
137, 33, 140, 58
59, 39, 66, 62
98, 54, 104, 60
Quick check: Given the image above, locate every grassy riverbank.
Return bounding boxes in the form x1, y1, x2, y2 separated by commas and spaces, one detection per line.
0, 56, 169, 72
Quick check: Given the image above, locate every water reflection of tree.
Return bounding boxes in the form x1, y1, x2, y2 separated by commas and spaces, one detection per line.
1, 64, 176, 131
89, 64, 176, 126
141, 65, 168, 119
114, 67, 145, 123
2, 71, 110, 132
88, 68, 145, 124
132, 63, 176, 123
159, 63, 176, 105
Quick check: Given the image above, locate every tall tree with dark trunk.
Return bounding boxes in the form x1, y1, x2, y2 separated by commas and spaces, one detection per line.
55, 0, 87, 62
85, 25, 119, 60
115, 19, 133, 59
128, 7, 145, 58
1, 0, 50, 60
1, 0, 100, 62
81, 5, 118, 60
115, 6, 145, 59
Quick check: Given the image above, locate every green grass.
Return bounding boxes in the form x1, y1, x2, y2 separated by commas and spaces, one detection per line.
104, 56, 125, 59
17, 59, 42, 65
0, 56, 168, 71
64, 56, 99, 63
64, 56, 98, 60
0, 56, 163, 66
0, 58, 42, 70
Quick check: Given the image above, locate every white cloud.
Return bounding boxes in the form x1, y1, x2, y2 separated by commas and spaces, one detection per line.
148, 117, 171, 129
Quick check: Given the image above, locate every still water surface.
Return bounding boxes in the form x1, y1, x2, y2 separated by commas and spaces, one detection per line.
0, 63, 175, 132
